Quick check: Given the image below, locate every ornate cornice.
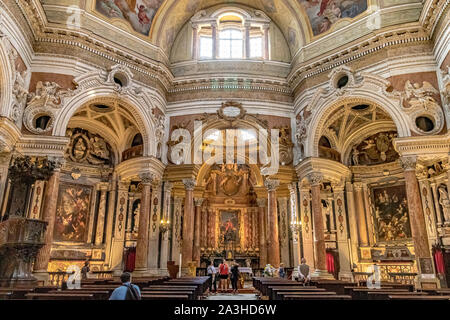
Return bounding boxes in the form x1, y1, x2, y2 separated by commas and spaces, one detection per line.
289, 27, 430, 92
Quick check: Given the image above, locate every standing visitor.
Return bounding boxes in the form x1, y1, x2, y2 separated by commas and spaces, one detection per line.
230, 262, 240, 294
218, 259, 229, 292
207, 260, 217, 293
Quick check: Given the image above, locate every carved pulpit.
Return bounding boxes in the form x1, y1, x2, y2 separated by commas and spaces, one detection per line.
0, 156, 55, 287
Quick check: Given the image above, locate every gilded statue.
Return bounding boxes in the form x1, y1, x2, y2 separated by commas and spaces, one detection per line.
73, 138, 87, 160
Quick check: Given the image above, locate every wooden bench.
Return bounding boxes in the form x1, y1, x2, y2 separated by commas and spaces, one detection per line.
34, 286, 60, 293
269, 287, 324, 300
367, 291, 428, 300
141, 294, 189, 300
349, 288, 408, 300
0, 288, 34, 299
388, 295, 450, 300
283, 294, 351, 300
141, 290, 195, 300
48, 289, 110, 300
26, 293, 94, 300
278, 291, 337, 300
311, 280, 356, 295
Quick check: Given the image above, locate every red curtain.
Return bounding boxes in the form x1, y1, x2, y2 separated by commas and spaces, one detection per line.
434, 249, 445, 274
326, 252, 335, 274
125, 247, 136, 272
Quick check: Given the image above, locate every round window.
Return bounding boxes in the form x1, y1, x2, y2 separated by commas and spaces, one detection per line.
415, 116, 435, 132
337, 75, 349, 88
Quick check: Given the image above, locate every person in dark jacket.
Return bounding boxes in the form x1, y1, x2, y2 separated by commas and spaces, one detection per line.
230, 262, 240, 294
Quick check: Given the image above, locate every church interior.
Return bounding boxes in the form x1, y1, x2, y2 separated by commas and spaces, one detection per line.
0, 0, 450, 301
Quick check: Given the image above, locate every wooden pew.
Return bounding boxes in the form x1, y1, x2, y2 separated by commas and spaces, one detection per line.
34, 285, 59, 293
0, 288, 34, 299
47, 289, 110, 300
311, 280, 356, 295
388, 295, 450, 300
26, 293, 94, 300
283, 295, 351, 300
141, 290, 195, 300
367, 291, 428, 300
349, 288, 409, 300
269, 287, 323, 300
141, 294, 189, 300
278, 291, 337, 300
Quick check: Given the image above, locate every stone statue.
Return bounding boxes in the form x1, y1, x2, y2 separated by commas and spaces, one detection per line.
351, 145, 360, 165
90, 136, 110, 160
73, 138, 87, 160
438, 186, 450, 224
403, 80, 439, 111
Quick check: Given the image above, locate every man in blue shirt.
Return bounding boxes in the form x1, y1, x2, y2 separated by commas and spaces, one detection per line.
109, 272, 141, 300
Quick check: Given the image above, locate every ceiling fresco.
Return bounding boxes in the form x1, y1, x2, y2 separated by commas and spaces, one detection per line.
95, 0, 165, 36
88, 0, 376, 54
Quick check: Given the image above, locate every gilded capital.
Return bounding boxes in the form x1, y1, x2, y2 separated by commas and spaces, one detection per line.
288, 182, 297, 194
194, 198, 204, 207
399, 156, 417, 171
164, 182, 173, 192
256, 198, 267, 207
139, 172, 154, 184
182, 178, 196, 191
264, 179, 280, 192
306, 172, 323, 186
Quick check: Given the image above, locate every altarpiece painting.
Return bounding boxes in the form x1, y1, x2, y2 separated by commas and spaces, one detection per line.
54, 183, 92, 243
371, 184, 412, 242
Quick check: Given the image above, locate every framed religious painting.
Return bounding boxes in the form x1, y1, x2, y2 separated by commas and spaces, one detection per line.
53, 182, 93, 243
219, 210, 240, 244
370, 183, 412, 243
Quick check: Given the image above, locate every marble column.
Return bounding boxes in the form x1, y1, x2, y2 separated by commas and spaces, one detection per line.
134, 173, 153, 276
353, 182, 369, 247
299, 184, 314, 268
211, 22, 218, 59
95, 183, 108, 245
289, 183, 301, 267
277, 197, 290, 265
400, 157, 436, 283
110, 181, 129, 275
333, 183, 352, 280
181, 179, 195, 268
262, 24, 270, 60
191, 23, 199, 60
265, 179, 280, 267
126, 193, 135, 232
201, 206, 208, 249
171, 196, 183, 262
104, 174, 117, 269
431, 183, 443, 226
345, 182, 360, 269
307, 173, 332, 279
33, 166, 62, 280
244, 22, 251, 59
159, 182, 173, 274
257, 198, 267, 267
193, 198, 204, 266
362, 184, 375, 246
148, 180, 162, 273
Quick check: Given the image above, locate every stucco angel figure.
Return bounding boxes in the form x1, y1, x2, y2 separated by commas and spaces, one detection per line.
438, 186, 450, 223
403, 80, 439, 111
28, 81, 61, 108
90, 136, 110, 160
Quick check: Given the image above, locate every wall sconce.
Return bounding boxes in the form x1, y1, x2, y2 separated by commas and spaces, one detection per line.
290, 219, 302, 233
159, 218, 171, 233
